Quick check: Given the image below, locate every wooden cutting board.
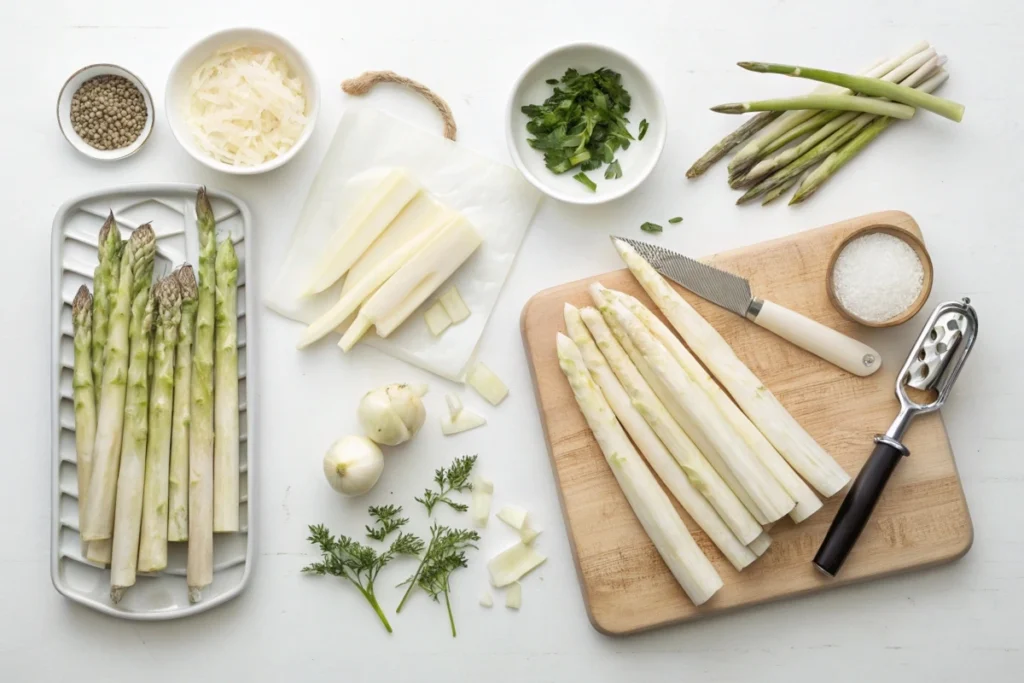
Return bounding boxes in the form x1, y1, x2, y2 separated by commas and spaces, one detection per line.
521, 210, 972, 635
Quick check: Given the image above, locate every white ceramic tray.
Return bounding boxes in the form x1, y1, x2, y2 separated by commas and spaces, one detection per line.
50, 183, 256, 620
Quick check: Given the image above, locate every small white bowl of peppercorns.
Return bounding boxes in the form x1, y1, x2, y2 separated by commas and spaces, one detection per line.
58, 64, 154, 161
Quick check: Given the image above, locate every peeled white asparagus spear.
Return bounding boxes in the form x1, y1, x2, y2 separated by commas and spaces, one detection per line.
615, 292, 822, 523
729, 41, 930, 172
305, 169, 421, 295
338, 216, 482, 350
594, 285, 796, 523
138, 277, 181, 573
748, 532, 772, 557
188, 189, 217, 602
213, 238, 240, 533
299, 208, 453, 348
615, 240, 850, 496
168, 267, 197, 542
110, 287, 155, 603
72, 287, 97, 556
567, 305, 758, 570
594, 297, 768, 524
576, 304, 763, 541
556, 333, 722, 605
83, 225, 155, 542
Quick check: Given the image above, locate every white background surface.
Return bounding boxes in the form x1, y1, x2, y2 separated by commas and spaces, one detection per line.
2, 2, 1022, 681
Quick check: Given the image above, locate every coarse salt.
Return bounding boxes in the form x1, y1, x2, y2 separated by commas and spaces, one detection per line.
832, 232, 924, 323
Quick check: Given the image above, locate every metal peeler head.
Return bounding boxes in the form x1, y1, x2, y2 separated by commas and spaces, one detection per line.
887, 298, 978, 441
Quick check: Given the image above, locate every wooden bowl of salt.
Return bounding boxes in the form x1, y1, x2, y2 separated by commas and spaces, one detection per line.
826, 225, 933, 328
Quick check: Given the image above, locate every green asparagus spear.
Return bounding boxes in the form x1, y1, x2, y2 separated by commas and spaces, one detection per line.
188, 188, 217, 602
168, 266, 198, 542
92, 214, 123, 394
760, 175, 802, 205
138, 277, 182, 573
685, 111, 780, 179
214, 237, 240, 533
790, 117, 893, 204
82, 225, 155, 543
737, 61, 964, 121
110, 285, 155, 603
72, 286, 97, 555
759, 110, 840, 157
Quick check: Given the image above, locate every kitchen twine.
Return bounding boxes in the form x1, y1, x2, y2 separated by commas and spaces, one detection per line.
342, 71, 457, 141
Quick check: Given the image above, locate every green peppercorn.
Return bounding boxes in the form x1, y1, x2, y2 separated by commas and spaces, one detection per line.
69, 74, 147, 151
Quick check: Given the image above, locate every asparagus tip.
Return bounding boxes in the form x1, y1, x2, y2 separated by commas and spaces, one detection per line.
710, 103, 747, 114
174, 265, 198, 303
73, 285, 93, 316
737, 61, 767, 72
99, 212, 116, 243
196, 186, 212, 219
156, 274, 183, 317
110, 586, 126, 604
188, 586, 202, 604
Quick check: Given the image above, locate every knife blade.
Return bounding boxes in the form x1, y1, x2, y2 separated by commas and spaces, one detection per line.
614, 236, 882, 376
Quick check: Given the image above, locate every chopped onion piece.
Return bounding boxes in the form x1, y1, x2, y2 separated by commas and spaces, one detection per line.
479, 591, 493, 608
187, 46, 308, 167
470, 474, 493, 527
424, 301, 453, 336
439, 286, 471, 323
505, 582, 522, 610
466, 362, 508, 405
441, 393, 486, 435
488, 542, 546, 587
497, 505, 528, 531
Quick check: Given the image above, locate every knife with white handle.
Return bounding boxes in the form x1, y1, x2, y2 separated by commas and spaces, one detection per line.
614, 236, 881, 377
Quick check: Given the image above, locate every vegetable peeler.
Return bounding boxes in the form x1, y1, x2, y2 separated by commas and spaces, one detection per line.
813, 298, 978, 577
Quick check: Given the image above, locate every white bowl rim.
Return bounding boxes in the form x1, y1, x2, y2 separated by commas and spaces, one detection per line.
57, 63, 155, 161
505, 41, 667, 206
164, 26, 321, 176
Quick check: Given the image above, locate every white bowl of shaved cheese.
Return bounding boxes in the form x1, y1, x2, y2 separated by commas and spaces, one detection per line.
166, 28, 319, 174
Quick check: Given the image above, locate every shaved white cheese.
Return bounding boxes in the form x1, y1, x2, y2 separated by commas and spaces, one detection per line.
424, 302, 453, 337
497, 505, 528, 531
479, 591, 493, 608
439, 286, 471, 323
187, 46, 308, 167
440, 393, 486, 435
505, 582, 522, 610
466, 362, 508, 405
470, 474, 493, 527
488, 542, 546, 587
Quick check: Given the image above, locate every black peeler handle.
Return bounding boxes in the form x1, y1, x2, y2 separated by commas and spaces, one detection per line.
813, 437, 909, 577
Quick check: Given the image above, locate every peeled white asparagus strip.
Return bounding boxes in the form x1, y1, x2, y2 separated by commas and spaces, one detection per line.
305, 169, 420, 295
520, 521, 541, 545
470, 474, 493, 527
439, 285, 471, 323
441, 393, 487, 435
479, 591, 493, 607
424, 301, 453, 337
338, 215, 482, 350
488, 541, 547, 587
505, 582, 522, 610
556, 334, 722, 605
300, 208, 453, 348
615, 291, 822, 523
497, 505, 529, 531
567, 305, 758, 570
731, 41, 930, 169
594, 285, 796, 522
615, 240, 850, 496
466, 362, 509, 406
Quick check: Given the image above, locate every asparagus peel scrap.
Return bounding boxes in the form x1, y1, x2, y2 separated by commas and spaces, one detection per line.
213, 237, 240, 533
110, 274, 156, 603
92, 214, 123, 393
188, 188, 217, 602
168, 266, 198, 542
138, 277, 182, 573
72, 287, 97, 556
82, 224, 155, 543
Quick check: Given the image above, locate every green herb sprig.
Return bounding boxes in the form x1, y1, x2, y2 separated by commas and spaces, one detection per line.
397, 523, 480, 636
302, 515, 425, 633
366, 504, 409, 542
415, 455, 477, 515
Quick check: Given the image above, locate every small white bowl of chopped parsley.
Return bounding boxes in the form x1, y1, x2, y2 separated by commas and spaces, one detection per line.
506, 43, 666, 205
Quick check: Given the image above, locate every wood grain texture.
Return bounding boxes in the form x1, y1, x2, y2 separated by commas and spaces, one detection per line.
521, 210, 972, 636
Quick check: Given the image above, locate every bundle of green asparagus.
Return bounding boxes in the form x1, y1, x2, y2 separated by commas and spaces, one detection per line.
71, 188, 240, 606
686, 42, 961, 204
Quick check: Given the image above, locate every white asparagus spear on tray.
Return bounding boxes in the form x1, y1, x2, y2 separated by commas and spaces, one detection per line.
613, 290, 823, 523
214, 237, 240, 533
614, 239, 850, 497
168, 266, 198, 542
593, 283, 797, 523
555, 333, 722, 606
565, 304, 762, 571
71, 287, 97, 558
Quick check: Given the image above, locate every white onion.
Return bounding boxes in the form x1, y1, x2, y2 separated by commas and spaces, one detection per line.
322, 436, 384, 497
187, 46, 307, 166
358, 384, 427, 446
